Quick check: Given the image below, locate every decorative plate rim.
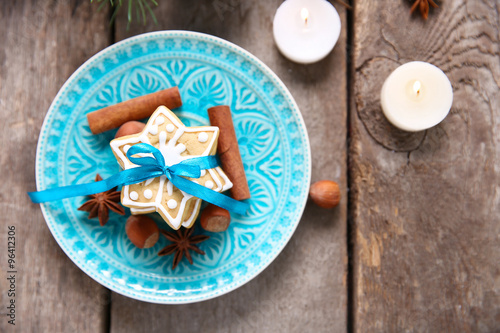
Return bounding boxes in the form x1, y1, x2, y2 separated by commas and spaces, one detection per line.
35, 30, 311, 304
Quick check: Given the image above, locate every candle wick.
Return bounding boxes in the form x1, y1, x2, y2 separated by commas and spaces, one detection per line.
413, 81, 422, 96
301, 8, 309, 27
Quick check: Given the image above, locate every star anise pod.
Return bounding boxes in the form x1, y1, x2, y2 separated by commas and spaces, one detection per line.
158, 228, 210, 269
411, 0, 438, 20
77, 174, 125, 226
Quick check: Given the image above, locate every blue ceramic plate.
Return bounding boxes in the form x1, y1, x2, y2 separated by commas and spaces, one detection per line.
36, 31, 310, 303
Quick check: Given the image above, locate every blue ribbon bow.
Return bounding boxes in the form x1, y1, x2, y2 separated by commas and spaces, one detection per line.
28, 143, 249, 215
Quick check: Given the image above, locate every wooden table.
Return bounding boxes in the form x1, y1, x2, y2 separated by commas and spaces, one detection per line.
1, 0, 498, 331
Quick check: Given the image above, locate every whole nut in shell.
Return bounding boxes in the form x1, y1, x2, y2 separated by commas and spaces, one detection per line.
200, 204, 231, 232
309, 180, 341, 208
115, 121, 146, 138
125, 215, 160, 249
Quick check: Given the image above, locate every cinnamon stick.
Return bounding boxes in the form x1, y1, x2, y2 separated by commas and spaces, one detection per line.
208, 105, 250, 200
87, 87, 182, 134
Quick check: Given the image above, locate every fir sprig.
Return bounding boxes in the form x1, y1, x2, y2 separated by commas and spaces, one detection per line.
91, 0, 158, 26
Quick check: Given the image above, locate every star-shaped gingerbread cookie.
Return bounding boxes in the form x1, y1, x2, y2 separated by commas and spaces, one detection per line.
110, 106, 233, 230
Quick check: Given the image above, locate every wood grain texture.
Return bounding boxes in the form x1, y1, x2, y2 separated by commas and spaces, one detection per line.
0, 1, 111, 331
351, 0, 500, 331
110, 1, 348, 332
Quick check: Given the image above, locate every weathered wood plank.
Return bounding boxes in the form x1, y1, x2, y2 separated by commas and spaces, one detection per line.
0, 1, 111, 331
351, 0, 500, 331
110, 1, 348, 332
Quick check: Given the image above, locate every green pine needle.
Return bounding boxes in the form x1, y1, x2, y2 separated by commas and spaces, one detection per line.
91, 0, 158, 26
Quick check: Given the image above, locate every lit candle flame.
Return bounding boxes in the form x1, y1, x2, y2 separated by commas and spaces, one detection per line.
413, 80, 421, 96
301, 8, 309, 26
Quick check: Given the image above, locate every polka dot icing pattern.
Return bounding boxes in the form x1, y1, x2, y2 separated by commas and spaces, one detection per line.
110, 106, 233, 230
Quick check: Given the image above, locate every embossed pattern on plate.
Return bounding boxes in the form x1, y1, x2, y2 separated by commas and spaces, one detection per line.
36, 31, 310, 303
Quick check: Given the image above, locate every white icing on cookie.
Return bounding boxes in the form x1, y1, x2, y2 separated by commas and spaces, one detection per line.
205, 180, 214, 189
156, 116, 165, 125
198, 132, 208, 143
166, 180, 174, 196
200, 170, 206, 177
158, 131, 187, 166
159, 131, 168, 148
109, 106, 233, 230
167, 199, 177, 209
143, 189, 153, 199
174, 143, 186, 154
123, 145, 131, 153
149, 125, 158, 135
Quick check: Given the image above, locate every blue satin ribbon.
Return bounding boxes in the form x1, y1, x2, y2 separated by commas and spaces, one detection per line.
28, 143, 249, 215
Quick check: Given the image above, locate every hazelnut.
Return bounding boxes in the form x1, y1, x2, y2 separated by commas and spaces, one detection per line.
309, 180, 341, 208
115, 121, 146, 138
125, 215, 160, 249
200, 204, 231, 232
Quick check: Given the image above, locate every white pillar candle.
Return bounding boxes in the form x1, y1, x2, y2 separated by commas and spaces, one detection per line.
273, 0, 341, 64
381, 61, 453, 132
